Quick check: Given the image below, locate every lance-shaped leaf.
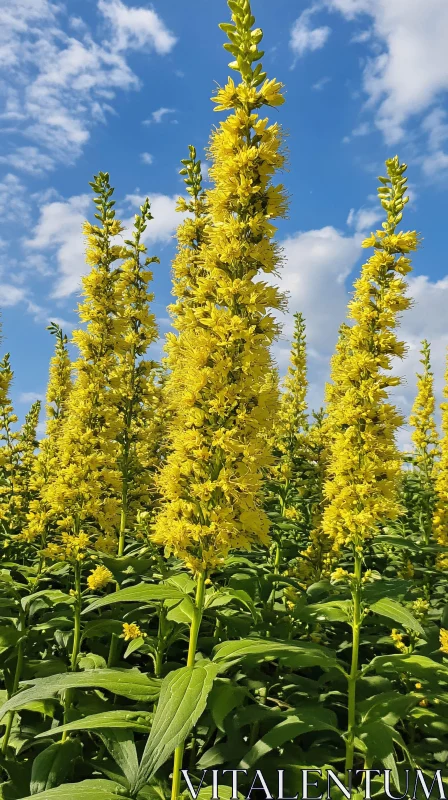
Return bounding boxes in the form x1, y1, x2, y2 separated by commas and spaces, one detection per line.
0, 669, 160, 718
36, 711, 153, 738
82, 584, 188, 615
370, 598, 426, 637
131, 662, 219, 794
19, 779, 131, 800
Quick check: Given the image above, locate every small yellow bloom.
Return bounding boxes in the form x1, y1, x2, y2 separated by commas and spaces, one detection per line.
122, 622, 142, 641
415, 682, 422, 690
391, 629, 406, 653
87, 565, 113, 591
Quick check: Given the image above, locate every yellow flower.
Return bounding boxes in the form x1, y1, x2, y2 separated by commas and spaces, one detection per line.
87, 565, 113, 591
440, 628, 448, 655
122, 623, 142, 641
330, 568, 350, 584
322, 157, 417, 553
152, 5, 287, 572
391, 629, 407, 653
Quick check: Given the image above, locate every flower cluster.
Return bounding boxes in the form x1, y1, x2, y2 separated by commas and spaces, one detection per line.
322, 157, 417, 552
152, 0, 287, 573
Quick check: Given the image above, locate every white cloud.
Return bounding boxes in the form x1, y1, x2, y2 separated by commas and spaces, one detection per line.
326, 0, 448, 147
290, 7, 331, 59
0, 146, 55, 175
0, 173, 30, 223
140, 152, 154, 165
312, 76, 331, 91
98, 0, 177, 55
19, 391, 45, 404
420, 107, 448, 177
0, 0, 176, 169
143, 107, 176, 125
0, 284, 26, 306
26, 194, 91, 298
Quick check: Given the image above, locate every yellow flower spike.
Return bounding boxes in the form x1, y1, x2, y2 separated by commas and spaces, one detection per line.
433, 348, 448, 546
322, 157, 417, 553
152, 0, 287, 572
0, 351, 42, 541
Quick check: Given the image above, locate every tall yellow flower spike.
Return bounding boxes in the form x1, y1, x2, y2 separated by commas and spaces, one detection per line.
408, 339, 439, 546
410, 340, 439, 466
433, 348, 448, 546
22, 324, 72, 546
153, 0, 287, 574
43, 172, 124, 559
0, 354, 41, 540
110, 197, 160, 556
277, 312, 308, 455
323, 156, 417, 552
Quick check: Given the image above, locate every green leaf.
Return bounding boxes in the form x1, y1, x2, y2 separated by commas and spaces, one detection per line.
19, 779, 131, 800
81, 620, 123, 641
358, 690, 418, 725
132, 662, 219, 793
207, 680, 247, 732
0, 669, 160, 717
83, 585, 186, 615
98, 730, 138, 785
355, 720, 411, 789
238, 706, 339, 769
299, 601, 351, 623
373, 535, 420, 552
363, 579, 410, 603
30, 739, 82, 795
36, 711, 152, 738
372, 654, 448, 686
370, 598, 426, 637
212, 638, 338, 670
0, 626, 20, 655
22, 591, 74, 611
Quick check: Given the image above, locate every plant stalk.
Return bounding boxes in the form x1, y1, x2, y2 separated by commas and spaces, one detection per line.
62, 561, 82, 742
170, 570, 207, 800
345, 549, 362, 779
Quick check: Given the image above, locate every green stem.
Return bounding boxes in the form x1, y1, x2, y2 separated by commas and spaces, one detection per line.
1, 606, 25, 755
170, 571, 207, 800
118, 482, 128, 558
345, 549, 362, 780
155, 604, 167, 678
62, 562, 82, 742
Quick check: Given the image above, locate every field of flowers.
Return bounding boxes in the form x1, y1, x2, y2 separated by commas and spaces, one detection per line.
0, 1, 447, 799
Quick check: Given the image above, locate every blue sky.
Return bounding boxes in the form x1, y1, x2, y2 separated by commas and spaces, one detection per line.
2, 0, 448, 443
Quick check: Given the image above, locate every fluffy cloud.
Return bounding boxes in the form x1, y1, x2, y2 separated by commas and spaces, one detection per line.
142, 107, 176, 125
0, 173, 30, 223
0, 284, 26, 306
290, 7, 331, 59
26, 194, 91, 298
140, 152, 154, 165
98, 0, 176, 54
326, 0, 448, 149
0, 0, 177, 170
